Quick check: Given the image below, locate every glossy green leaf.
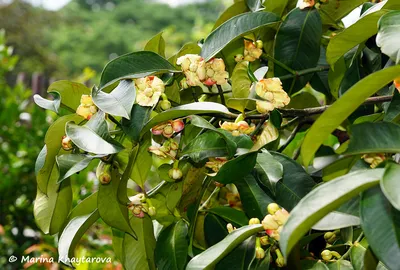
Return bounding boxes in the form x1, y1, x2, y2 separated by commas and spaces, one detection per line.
280, 169, 384, 261
141, 102, 233, 137
381, 163, 400, 211
231, 61, 252, 99
327, 9, 387, 66
246, 0, 262, 12
360, 186, 400, 270
327, 260, 354, 270
33, 93, 60, 113
226, 97, 256, 113
212, 1, 249, 30
235, 174, 274, 219
254, 149, 283, 195
350, 238, 377, 270
123, 216, 156, 270
168, 42, 201, 67
301, 65, 400, 167
131, 138, 152, 188
92, 80, 136, 119
250, 121, 279, 151
312, 211, 360, 230
47, 80, 90, 111
264, 0, 294, 16
384, 90, 400, 122
56, 154, 101, 183
186, 224, 264, 270
302, 260, 329, 270
154, 220, 188, 270
58, 210, 99, 267
322, 156, 358, 182
215, 236, 255, 270
344, 122, 400, 155
122, 104, 152, 142
67, 192, 98, 222
201, 12, 280, 61
214, 151, 258, 184
319, 0, 365, 26
205, 213, 228, 246
144, 32, 166, 58
66, 111, 124, 155
377, 10, 400, 64
35, 145, 47, 175
274, 8, 322, 93
207, 207, 249, 227
99, 51, 179, 89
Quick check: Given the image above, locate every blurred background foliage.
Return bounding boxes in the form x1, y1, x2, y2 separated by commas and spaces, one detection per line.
0, 0, 226, 269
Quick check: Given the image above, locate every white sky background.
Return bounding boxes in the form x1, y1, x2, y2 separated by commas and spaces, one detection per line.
22, 0, 361, 26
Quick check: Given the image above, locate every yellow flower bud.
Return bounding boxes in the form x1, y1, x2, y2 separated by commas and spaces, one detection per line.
160, 99, 171, 111
321, 250, 332, 261
244, 40, 262, 62
227, 223, 236, 233
267, 203, 280, 215
255, 40, 263, 49
262, 214, 279, 230
274, 209, 289, 225
249, 218, 261, 225
168, 168, 183, 180
260, 236, 269, 246
255, 247, 265, 259
394, 77, 400, 93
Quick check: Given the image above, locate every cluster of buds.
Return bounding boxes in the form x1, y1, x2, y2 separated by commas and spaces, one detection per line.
362, 153, 386, 168
76, 95, 98, 120
205, 157, 228, 174
261, 203, 289, 241
176, 54, 229, 87
394, 77, 400, 92
135, 76, 165, 107
151, 119, 185, 138
220, 120, 255, 136
243, 40, 263, 62
96, 161, 112, 185
127, 193, 156, 218
61, 135, 74, 151
321, 250, 341, 261
255, 78, 290, 114
148, 139, 179, 159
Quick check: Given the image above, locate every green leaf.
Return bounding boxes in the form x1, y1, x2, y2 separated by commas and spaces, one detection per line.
301, 65, 400, 167
33, 93, 60, 113
47, 80, 90, 111
360, 186, 400, 270
35, 145, 47, 175
207, 207, 249, 227
280, 169, 384, 261
92, 80, 136, 119
58, 210, 99, 267
168, 42, 201, 67
123, 216, 156, 270
274, 8, 322, 93
66, 111, 124, 155
377, 10, 400, 64
344, 122, 400, 155
36, 114, 83, 194
99, 51, 179, 89
246, 0, 262, 12
312, 211, 360, 231
327, 9, 387, 66
204, 213, 229, 246
56, 154, 101, 184
264, 0, 296, 16
319, 0, 365, 26
302, 260, 329, 270
235, 174, 274, 219
98, 167, 136, 238
186, 224, 264, 270
254, 150, 283, 195
381, 163, 400, 211
384, 90, 400, 122
231, 61, 252, 99
322, 156, 358, 182
327, 260, 354, 270
350, 238, 377, 270
250, 121, 279, 151
212, 1, 249, 30
215, 236, 255, 270
154, 220, 188, 270
201, 12, 280, 61
122, 104, 152, 142
144, 32, 166, 58
213, 151, 258, 184
130, 138, 152, 188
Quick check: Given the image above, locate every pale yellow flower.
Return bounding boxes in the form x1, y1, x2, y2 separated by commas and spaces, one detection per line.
76, 94, 97, 119
256, 78, 290, 109
244, 40, 262, 62
134, 76, 165, 106
177, 54, 206, 87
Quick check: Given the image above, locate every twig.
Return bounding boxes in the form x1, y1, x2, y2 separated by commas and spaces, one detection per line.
199, 186, 220, 211
217, 85, 226, 106
262, 54, 295, 74
278, 122, 302, 152
278, 66, 330, 81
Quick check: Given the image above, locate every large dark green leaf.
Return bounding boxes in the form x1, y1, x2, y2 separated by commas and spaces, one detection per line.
274, 8, 322, 93
141, 102, 233, 138
377, 10, 400, 64
235, 174, 274, 219
207, 207, 249, 227
301, 65, 400, 166
350, 238, 377, 270
384, 90, 400, 122
47, 80, 91, 111
92, 80, 136, 119
201, 12, 280, 61
144, 32, 166, 58
214, 151, 258, 184
186, 224, 264, 270
360, 186, 400, 270
122, 104, 152, 142
66, 111, 124, 155
344, 122, 400, 154
56, 154, 101, 183
381, 163, 400, 211
99, 51, 179, 89
215, 236, 255, 270
204, 213, 228, 246
312, 211, 360, 231
33, 92, 60, 113
58, 210, 99, 267
254, 150, 283, 195
155, 220, 188, 270
279, 169, 384, 261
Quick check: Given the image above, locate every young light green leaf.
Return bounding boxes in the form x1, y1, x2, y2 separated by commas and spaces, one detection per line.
381, 163, 400, 211
301, 65, 400, 167
66, 111, 124, 155
92, 80, 136, 119
377, 10, 400, 64
231, 61, 252, 111
186, 224, 264, 270
47, 80, 91, 111
144, 32, 166, 58
201, 12, 280, 61
33, 93, 61, 113
279, 169, 384, 261
58, 210, 100, 267
212, 1, 249, 30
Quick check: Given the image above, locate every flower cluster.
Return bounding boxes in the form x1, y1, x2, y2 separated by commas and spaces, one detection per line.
151, 119, 185, 138
148, 139, 179, 159
76, 95, 98, 120
176, 54, 228, 87
261, 203, 289, 241
362, 153, 386, 168
255, 78, 290, 114
127, 193, 156, 218
243, 40, 263, 62
134, 76, 165, 107
220, 120, 255, 136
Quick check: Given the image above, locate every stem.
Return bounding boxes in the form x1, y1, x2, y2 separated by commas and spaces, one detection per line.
201, 90, 232, 96
250, 115, 268, 136
261, 54, 295, 74
217, 84, 226, 106
192, 87, 199, 102
278, 66, 330, 81
278, 122, 301, 152
199, 186, 220, 211
339, 233, 364, 261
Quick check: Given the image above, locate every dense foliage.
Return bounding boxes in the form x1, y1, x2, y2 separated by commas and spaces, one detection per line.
33, 0, 400, 269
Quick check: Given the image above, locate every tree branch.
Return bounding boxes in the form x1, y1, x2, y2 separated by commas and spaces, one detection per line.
278, 66, 330, 81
